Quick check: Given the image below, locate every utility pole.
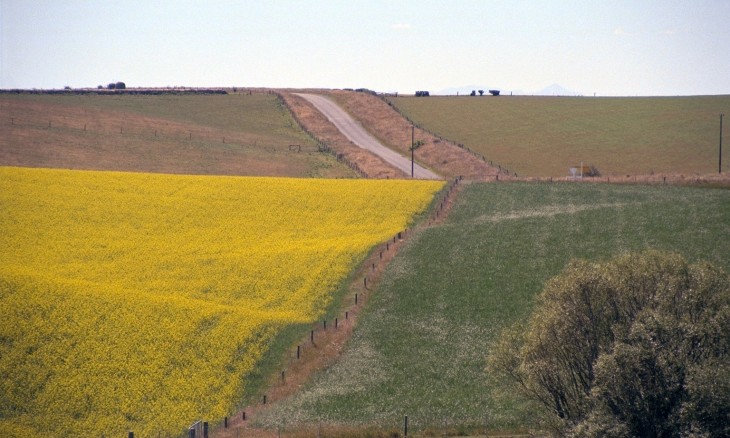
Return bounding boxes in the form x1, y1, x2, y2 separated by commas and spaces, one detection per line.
411, 125, 415, 178
720, 113, 724, 174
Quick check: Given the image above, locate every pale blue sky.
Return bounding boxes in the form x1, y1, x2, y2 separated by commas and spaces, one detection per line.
2, 0, 729, 95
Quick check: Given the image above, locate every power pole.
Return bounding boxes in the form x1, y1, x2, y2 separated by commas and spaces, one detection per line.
411, 125, 415, 178
720, 113, 724, 174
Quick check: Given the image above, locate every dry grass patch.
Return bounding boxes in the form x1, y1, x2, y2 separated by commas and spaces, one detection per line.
0, 93, 356, 178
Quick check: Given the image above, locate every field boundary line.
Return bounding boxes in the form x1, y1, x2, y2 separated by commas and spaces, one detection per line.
211, 177, 463, 438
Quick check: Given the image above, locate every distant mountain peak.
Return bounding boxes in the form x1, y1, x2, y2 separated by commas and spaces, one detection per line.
536, 84, 579, 96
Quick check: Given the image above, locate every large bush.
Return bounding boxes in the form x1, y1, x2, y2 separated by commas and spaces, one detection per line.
487, 251, 729, 437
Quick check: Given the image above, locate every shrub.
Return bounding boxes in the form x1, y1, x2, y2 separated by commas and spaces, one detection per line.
487, 251, 730, 437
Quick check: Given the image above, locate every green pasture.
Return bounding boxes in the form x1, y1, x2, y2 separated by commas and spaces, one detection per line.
390, 95, 730, 177
254, 182, 730, 433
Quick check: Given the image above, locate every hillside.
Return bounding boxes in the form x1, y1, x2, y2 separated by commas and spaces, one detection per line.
0, 92, 357, 178
389, 95, 730, 178
253, 181, 730, 434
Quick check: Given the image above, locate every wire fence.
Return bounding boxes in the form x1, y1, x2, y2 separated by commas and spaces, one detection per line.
275, 92, 369, 178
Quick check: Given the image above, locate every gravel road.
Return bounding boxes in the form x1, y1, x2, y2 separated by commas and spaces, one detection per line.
295, 93, 441, 180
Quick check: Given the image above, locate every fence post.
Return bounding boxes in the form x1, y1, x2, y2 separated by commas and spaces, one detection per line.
404, 415, 408, 437
311, 330, 314, 343
129, 432, 134, 438
355, 294, 358, 305
297, 345, 300, 359
203, 422, 208, 438
224, 417, 228, 428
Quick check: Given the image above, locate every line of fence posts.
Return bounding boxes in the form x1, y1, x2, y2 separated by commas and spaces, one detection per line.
254, 176, 461, 427
274, 93, 369, 178
142, 178, 462, 438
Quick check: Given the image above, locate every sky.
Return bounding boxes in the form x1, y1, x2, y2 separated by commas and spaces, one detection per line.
2, 0, 729, 96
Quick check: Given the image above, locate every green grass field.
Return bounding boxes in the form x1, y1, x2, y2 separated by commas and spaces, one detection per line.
254, 182, 730, 433
389, 95, 730, 177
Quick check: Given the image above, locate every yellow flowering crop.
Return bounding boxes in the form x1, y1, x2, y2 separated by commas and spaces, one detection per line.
0, 167, 443, 437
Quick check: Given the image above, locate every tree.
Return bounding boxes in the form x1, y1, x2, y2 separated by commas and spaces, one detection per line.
479, 90, 484, 96
487, 251, 730, 437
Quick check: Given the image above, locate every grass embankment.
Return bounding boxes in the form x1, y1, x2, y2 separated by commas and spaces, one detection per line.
255, 182, 730, 434
390, 95, 730, 177
0, 93, 356, 177
0, 167, 443, 437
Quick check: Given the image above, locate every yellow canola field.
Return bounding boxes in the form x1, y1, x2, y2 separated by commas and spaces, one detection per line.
0, 167, 444, 437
